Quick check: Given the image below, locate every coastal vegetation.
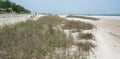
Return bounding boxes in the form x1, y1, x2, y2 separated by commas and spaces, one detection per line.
66, 15, 99, 20
0, 15, 96, 59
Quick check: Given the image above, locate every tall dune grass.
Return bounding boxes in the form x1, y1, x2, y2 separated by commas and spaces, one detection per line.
0, 15, 96, 59
0, 17, 73, 59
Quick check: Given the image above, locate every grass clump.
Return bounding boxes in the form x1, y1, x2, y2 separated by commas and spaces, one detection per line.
76, 42, 96, 52
62, 20, 94, 30
74, 42, 96, 59
66, 15, 99, 20
0, 16, 74, 59
78, 33, 95, 40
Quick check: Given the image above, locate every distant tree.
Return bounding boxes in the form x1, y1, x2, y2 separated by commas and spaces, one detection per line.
5, 0, 11, 7
0, 0, 31, 13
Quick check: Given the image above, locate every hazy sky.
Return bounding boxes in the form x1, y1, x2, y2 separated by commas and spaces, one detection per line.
10, 0, 120, 14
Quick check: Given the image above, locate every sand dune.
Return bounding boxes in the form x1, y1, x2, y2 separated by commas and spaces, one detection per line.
0, 14, 120, 59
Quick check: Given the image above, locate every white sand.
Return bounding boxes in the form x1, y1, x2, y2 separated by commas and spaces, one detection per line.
64, 15, 120, 59
92, 16, 120, 59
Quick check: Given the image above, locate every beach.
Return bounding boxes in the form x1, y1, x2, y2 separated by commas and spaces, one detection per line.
91, 16, 120, 59
92, 16, 120, 36
63, 15, 120, 59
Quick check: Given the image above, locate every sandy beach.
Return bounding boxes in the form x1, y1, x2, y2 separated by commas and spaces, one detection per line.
92, 16, 120, 36
64, 15, 120, 59
91, 16, 120, 59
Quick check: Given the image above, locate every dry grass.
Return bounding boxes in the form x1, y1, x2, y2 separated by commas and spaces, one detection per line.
78, 33, 95, 40
66, 15, 99, 20
37, 14, 68, 25
76, 42, 96, 53
62, 20, 94, 30
0, 16, 73, 59
0, 15, 96, 59
72, 41, 96, 59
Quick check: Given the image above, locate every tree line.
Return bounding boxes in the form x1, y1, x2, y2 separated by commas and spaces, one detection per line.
0, 0, 31, 13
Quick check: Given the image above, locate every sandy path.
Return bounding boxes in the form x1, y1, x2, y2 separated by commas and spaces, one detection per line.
0, 14, 30, 25
0, 14, 44, 25
93, 19, 120, 37
91, 16, 120, 59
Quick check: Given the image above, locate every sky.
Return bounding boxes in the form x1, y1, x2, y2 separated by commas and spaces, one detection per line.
10, 0, 120, 14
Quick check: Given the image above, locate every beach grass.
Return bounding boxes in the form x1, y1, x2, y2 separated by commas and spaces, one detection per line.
0, 17, 73, 59
0, 15, 96, 59
78, 33, 95, 40
62, 20, 94, 30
